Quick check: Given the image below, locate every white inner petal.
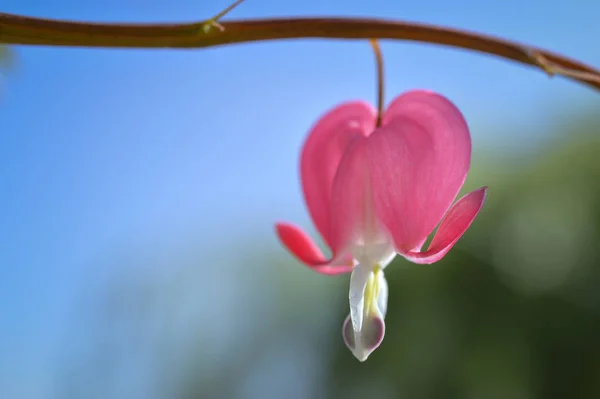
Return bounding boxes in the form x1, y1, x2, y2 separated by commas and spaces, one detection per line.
351, 241, 393, 267
349, 264, 371, 332
345, 173, 395, 356
348, 237, 395, 333
345, 268, 389, 362
376, 270, 388, 318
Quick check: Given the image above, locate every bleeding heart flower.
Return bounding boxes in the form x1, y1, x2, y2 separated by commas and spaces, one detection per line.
275, 89, 487, 361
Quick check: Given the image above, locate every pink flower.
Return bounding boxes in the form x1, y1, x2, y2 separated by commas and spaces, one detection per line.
275, 90, 487, 361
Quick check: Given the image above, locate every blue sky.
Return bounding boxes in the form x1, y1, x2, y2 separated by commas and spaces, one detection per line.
1, 0, 600, 397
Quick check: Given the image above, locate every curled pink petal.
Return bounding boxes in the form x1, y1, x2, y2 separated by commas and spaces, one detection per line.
275, 223, 326, 265
398, 187, 487, 264
368, 90, 472, 251
275, 223, 353, 275
301, 102, 376, 248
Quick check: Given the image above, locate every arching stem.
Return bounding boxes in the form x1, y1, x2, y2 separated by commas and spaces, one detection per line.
1, 13, 600, 91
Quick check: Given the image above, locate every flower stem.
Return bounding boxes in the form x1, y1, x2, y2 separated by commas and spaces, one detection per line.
369, 39, 384, 127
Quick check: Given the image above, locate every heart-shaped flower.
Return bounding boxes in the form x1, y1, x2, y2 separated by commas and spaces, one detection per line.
275, 90, 487, 361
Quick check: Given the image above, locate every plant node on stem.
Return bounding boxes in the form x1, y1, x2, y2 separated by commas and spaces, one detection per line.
200, 0, 246, 34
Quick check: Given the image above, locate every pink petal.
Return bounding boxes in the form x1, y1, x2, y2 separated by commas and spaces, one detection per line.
275, 223, 354, 275
301, 102, 377, 248
329, 136, 383, 257
399, 187, 487, 264
367, 90, 472, 251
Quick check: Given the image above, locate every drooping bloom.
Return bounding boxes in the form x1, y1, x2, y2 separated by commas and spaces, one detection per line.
275, 90, 487, 361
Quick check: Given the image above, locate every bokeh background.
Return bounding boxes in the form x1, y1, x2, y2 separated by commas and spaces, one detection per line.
2, 0, 600, 398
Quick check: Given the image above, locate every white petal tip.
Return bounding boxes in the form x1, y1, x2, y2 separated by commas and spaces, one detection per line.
342, 313, 385, 362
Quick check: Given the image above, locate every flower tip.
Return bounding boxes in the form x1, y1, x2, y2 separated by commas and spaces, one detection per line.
273, 221, 290, 237
470, 185, 489, 209
342, 313, 385, 362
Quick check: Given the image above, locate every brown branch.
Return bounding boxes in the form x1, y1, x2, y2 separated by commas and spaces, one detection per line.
1, 13, 599, 91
